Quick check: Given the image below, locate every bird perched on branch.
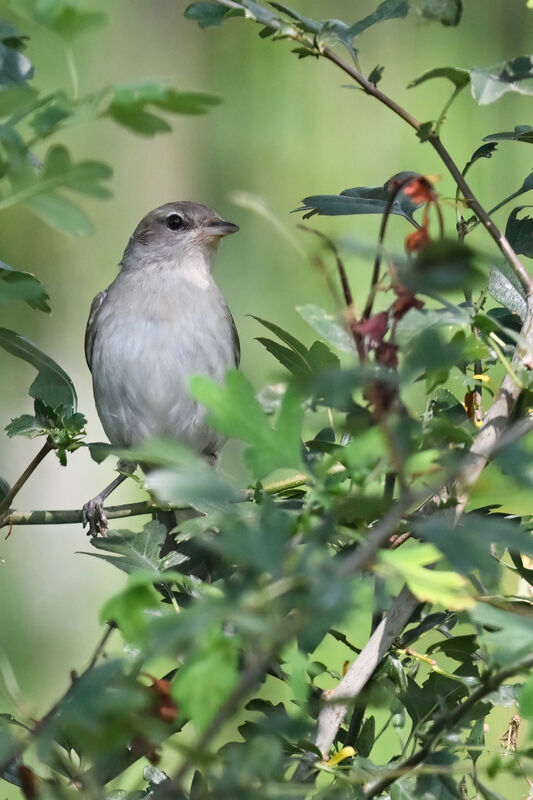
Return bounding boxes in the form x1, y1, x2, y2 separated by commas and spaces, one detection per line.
82, 201, 240, 536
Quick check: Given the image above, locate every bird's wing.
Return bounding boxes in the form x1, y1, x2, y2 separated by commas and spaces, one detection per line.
84, 290, 108, 371
226, 305, 240, 367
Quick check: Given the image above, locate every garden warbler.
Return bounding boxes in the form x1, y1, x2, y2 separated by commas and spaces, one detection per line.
82, 202, 240, 536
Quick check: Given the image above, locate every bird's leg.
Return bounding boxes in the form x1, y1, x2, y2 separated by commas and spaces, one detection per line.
82, 473, 128, 537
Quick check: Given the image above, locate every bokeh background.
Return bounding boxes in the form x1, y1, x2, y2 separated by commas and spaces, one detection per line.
1, 0, 533, 795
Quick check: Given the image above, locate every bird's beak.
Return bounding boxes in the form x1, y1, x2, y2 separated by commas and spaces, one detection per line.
203, 220, 240, 237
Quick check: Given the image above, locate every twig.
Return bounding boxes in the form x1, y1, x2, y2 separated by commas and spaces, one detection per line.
364, 653, 533, 797
0, 472, 312, 529
212, 0, 531, 293
0, 438, 54, 519
0, 624, 114, 778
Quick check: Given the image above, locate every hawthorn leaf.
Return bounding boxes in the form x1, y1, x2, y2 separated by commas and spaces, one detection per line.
172, 627, 240, 730
0, 327, 77, 410
190, 370, 304, 479
99, 572, 162, 643
379, 543, 474, 610
471, 55, 533, 104
86, 522, 168, 576
26, 191, 93, 235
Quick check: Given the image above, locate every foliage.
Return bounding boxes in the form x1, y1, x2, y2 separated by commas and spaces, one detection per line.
1, 2, 533, 800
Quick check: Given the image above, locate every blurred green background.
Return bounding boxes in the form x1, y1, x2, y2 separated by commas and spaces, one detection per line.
1, 0, 533, 794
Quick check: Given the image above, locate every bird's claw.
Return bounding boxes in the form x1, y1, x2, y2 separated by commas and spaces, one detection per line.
82, 496, 108, 537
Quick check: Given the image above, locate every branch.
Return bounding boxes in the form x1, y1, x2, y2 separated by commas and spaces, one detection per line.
364, 653, 533, 797
0, 472, 312, 529
212, 0, 531, 293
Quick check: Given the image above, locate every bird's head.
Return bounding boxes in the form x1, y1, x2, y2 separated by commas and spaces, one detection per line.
121, 201, 239, 271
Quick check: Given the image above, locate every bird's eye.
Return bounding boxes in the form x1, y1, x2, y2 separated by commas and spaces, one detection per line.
165, 213, 185, 232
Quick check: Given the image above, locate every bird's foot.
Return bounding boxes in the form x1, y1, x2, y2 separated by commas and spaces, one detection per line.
82, 495, 108, 537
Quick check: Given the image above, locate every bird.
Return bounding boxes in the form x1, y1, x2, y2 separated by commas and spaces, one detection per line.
82, 201, 240, 536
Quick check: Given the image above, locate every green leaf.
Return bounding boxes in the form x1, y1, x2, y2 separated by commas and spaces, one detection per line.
297, 172, 422, 224
184, 2, 229, 28
146, 461, 241, 514
0, 327, 77, 410
25, 191, 93, 235
519, 672, 533, 721
483, 124, 533, 144
390, 781, 418, 800
105, 81, 220, 136
14, 0, 107, 41
6, 144, 112, 234
475, 781, 506, 800
172, 626, 240, 730
471, 56, 533, 105
349, 0, 409, 38
488, 262, 527, 320
420, 0, 462, 26
86, 521, 168, 576
469, 604, 533, 666
408, 66, 470, 89
297, 304, 355, 353
356, 716, 375, 758
505, 206, 533, 258
5, 413, 41, 438
0, 261, 50, 311
467, 717, 484, 764
99, 572, 161, 643
190, 370, 304, 479
379, 543, 474, 610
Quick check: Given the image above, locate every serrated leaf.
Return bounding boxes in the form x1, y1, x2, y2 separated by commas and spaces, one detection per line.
408, 66, 470, 89
86, 521, 168, 575
488, 263, 527, 320
190, 370, 304, 479
471, 55, 533, 105
99, 572, 161, 643
379, 543, 474, 610
0, 327, 77, 410
172, 626, 239, 730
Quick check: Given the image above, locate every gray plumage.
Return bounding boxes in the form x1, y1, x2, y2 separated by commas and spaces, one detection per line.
85, 201, 240, 461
